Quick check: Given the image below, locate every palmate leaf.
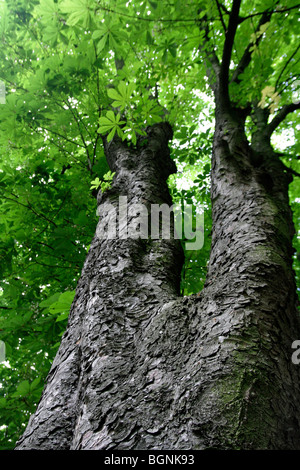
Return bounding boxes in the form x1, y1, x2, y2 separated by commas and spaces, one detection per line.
34, 0, 60, 23
11, 377, 42, 398
42, 25, 68, 46
98, 111, 125, 142
90, 177, 101, 190
92, 20, 128, 55
12, 380, 30, 398
60, 0, 93, 28
107, 88, 124, 102
39, 291, 75, 323
97, 34, 108, 53
107, 81, 135, 110
39, 292, 61, 308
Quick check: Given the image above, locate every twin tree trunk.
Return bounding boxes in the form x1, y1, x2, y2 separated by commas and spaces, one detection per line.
16, 110, 300, 449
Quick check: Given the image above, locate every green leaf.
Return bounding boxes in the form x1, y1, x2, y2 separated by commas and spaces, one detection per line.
34, 0, 59, 23
107, 126, 117, 142
98, 111, 125, 139
107, 82, 135, 110
30, 377, 41, 391
48, 291, 75, 315
169, 44, 177, 58
56, 312, 69, 322
12, 380, 30, 398
107, 110, 116, 122
90, 177, 101, 190
103, 171, 115, 182
146, 31, 153, 45
39, 293, 61, 308
107, 88, 124, 102
96, 34, 108, 53
148, 0, 158, 9
60, 0, 93, 28
0, 398, 7, 408
162, 49, 168, 64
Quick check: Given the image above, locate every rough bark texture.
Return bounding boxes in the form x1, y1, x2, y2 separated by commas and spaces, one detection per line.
15, 119, 300, 450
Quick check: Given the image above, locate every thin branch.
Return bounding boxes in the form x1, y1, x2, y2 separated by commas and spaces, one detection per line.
31, 261, 79, 270
37, 241, 54, 250
47, 189, 70, 226
28, 121, 90, 170
231, 9, 274, 84
0, 76, 28, 93
30, 190, 70, 242
276, 74, 300, 98
64, 98, 92, 173
219, 3, 230, 16
238, 4, 300, 23
93, 42, 102, 119
95, 5, 200, 23
1, 193, 58, 227
285, 167, 300, 178
266, 102, 300, 137
95, 3, 238, 26
34, 124, 85, 149
275, 44, 300, 91
92, 131, 102, 168
35, 248, 80, 265
46, 138, 87, 170
214, 0, 227, 33
197, 10, 221, 94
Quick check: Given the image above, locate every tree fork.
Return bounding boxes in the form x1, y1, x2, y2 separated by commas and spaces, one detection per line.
15, 117, 300, 450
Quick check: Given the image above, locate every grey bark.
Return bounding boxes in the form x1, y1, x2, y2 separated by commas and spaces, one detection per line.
15, 117, 300, 450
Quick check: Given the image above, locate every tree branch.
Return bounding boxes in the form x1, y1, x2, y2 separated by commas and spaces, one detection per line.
231, 9, 274, 84
1, 193, 58, 228
219, 3, 230, 16
197, 10, 221, 94
276, 75, 300, 97
95, 5, 199, 23
285, 167, 300, 178
35, 125, 85, 149
275, 44, 300, 91
64, 99, 92, 173
31, 260, 79, 270
238, 4, 300, 22
46, 138, 87, 170
266, 102, 300, 137
219, 0, 242, 106
214, 0, 227, 33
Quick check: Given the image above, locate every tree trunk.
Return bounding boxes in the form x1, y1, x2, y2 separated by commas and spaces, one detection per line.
15, 117, 300, 450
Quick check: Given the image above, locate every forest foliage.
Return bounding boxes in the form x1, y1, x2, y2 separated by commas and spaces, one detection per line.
0, 0, 299, 449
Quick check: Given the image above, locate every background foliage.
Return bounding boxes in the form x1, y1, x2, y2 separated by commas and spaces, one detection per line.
0, 0, 299, 449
